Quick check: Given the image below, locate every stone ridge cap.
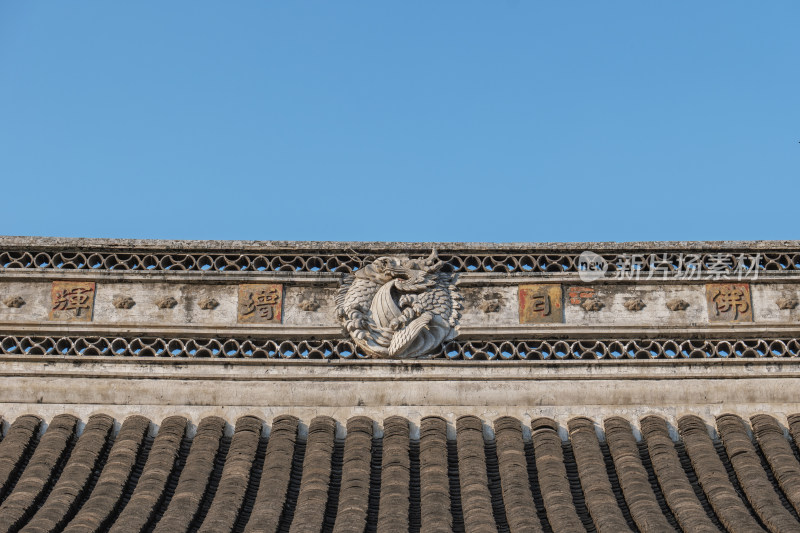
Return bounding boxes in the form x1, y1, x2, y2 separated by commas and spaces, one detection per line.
1, 236, 798, 252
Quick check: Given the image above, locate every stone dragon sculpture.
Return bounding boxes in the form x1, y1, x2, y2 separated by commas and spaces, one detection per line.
335, 251, 461, 358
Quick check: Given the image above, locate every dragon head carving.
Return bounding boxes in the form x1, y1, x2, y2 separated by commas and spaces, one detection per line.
335, 251, 461, 358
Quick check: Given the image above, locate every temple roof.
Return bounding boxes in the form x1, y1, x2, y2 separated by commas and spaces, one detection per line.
3, 238, 800, 531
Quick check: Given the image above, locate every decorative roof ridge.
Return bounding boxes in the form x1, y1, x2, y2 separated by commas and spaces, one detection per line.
1, 236, 798, 253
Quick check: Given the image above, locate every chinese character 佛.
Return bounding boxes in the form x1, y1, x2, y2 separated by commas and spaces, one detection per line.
711, 285, 750, 320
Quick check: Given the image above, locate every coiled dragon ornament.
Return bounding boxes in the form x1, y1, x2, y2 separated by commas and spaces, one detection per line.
335, 251, 461, 359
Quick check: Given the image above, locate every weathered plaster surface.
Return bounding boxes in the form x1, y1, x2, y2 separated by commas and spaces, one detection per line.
1, 358, 798, 439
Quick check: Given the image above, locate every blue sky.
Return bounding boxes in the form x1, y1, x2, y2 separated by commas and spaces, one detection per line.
1, 2, 797, 242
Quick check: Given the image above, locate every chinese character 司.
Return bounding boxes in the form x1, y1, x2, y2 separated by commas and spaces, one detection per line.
241, 289, 280, 319
530, 294, 551, 316
52, 287, 93, 316
711, 285, 750, 319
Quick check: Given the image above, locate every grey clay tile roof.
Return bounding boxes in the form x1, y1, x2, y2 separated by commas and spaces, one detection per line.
3, 413, 800, 532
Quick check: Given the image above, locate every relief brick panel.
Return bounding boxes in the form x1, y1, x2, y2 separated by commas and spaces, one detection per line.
706, 283, 753, 322
49, 281, 96, 322
519, 284, 563, 324
237, 283, 283, 324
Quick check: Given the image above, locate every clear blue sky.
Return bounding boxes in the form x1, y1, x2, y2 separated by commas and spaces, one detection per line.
1, 3, 797, 242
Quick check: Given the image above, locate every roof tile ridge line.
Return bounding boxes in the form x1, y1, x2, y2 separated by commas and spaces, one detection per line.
2, 236, 800, 252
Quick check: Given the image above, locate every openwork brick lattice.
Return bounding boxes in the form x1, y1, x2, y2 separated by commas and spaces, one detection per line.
1, 249, 798, 274
1, 335, 798, 360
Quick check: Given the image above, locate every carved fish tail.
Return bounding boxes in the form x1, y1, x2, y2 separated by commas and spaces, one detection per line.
389, 312, 433, 357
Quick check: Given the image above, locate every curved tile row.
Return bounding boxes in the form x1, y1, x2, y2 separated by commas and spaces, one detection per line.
24, 414, 115, 533
0, 414, 77, 533
568, 417, 629, 533
111, 415, 188, 533
717, 415, 800, 533
333, 416, 373, 533
290, 416, 336, 533
4, 413, 800, 532
640, 415, 719, 532
378, 415, 411, 533
677, 415, 762, 533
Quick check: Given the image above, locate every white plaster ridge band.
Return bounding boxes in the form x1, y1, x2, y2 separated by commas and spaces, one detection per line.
1, 279, 799, 333
1, 358, 798, 409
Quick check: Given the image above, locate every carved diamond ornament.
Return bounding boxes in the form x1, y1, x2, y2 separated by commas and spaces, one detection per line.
198, 298, 219, 310
112, 295, 135, 309
581, 299, 604, 312
335, 251, 461, 359
3, 296, 25, 308
666, 299, 690, 311
624, 298, 646, 312
155, 296, 178, 309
